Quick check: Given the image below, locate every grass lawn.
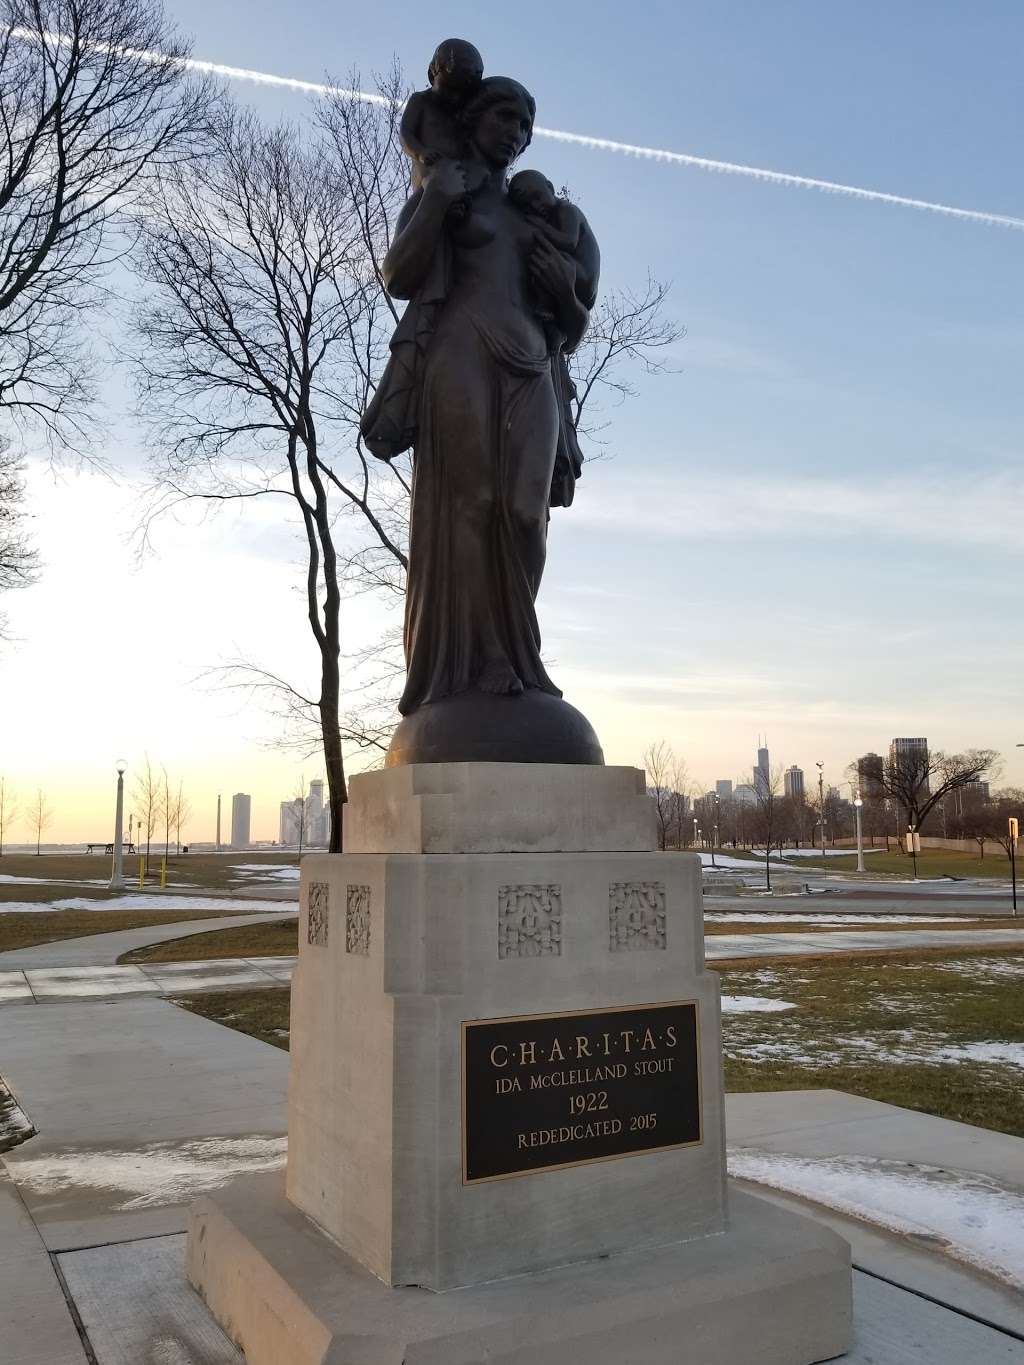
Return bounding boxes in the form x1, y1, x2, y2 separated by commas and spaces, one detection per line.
120, 918, 298, 963
719, 948, 1024, 1137
0, 848, 299, 894
176, 987, 291, 1050
719, 847, 1013, 881
0, 908, 257, 954
175, 947, 1024, 1141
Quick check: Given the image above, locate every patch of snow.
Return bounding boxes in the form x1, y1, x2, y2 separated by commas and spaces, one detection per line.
764, 847, 885, 860
720, 995, 797, 1013
728, 1148, 1024, 1291
935, 957, 1024, 981
230, 864, 300, 882
0, 894, 292, 914
12, 1134, 287, 1209
933, 1042, 1024, 1068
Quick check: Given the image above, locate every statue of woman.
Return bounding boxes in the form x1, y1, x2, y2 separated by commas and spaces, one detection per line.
362, 73, 603, 766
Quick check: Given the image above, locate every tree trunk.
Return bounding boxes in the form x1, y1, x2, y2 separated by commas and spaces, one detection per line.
320, 647, 348, 855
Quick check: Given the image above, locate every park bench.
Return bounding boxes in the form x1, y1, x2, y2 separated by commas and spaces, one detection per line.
84, 841, 137, 854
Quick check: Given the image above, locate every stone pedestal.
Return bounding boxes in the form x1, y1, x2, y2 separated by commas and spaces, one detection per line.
187, 765, 851, 1362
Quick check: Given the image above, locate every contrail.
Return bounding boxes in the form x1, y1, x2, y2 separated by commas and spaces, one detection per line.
11, 29, 1024, 233
177, 55, 1024, 233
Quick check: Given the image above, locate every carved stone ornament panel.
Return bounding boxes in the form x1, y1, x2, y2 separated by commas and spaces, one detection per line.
307, 881, 329, 946
609, 881, 666, 952
345, 884, 371, 956
498, 884, 563, 959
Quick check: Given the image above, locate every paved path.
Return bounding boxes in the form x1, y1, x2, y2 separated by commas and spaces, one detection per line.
0, 909, 297, 970
1, 995, 288, 1250
0, 954, 294, 1004
726, 1089, 1024, 1340
705, 926, 1024, 960
3, 924, 1022, 1005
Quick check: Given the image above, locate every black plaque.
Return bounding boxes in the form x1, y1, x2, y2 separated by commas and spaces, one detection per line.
461, 1000, 701, 1183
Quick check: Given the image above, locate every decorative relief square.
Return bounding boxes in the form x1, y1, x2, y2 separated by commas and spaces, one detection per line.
498, 884, 562, 959
345, 884, 371, 956
307, 881, 329, 946
609, 881, 666, 952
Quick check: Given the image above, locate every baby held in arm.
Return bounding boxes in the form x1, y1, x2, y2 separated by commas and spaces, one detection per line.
399, 38, 484, 188
508, 170, 587, 256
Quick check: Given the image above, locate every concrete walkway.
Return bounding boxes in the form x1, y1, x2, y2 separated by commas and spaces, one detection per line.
705, 925, 1024, 960
1, 995, 288, 1250
3, 923, 1021, 1005
0, 909, 297, 970
726, 1089, 1024, 1339
0, 954, 294, 1004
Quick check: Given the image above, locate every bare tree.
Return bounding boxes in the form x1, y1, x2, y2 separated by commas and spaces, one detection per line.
0, 437, 38, 634
132, 753, 160, 863
748, 766, 783, 891
569, 276, 683, 446
643, 740, 679, 850
131, 96, 411, 851
878, 747, 1000, 834
170, 779, 190, 853
0, 773, 17, 855
26, 786, 51, 853
0, 0, 212, 444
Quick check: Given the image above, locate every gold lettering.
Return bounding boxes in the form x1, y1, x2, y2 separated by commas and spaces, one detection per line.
519, 1040, 537, 1066
575, 1034, 592, 1059
641, 1027, 657, 1052
490, 1044, 509, 1068
665, 1025, 678, 1047
602, 1031, 612, 1056
619, 1028, 636, 1053
548, 1036, 565, 1062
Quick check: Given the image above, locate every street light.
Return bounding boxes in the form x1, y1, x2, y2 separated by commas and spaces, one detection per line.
816, 762, 826, 874
853, 789, 865, 874
109, 760, 127, 891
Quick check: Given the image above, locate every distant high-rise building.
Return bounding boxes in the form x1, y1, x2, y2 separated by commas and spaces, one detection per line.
734, 783, 757, 806
277, 780, 331, 848
305, 779, 330, 847
857, 753, 885, 799
753, 740, 770, 795
784, 765, 805, 801
230, 793, 251, 849
715, 779, 733, 801
889, 737, 930, 796
279, 798, 303, 847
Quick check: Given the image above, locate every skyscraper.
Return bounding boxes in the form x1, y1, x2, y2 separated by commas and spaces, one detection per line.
753, 740, 770, 795
889, 738, 930, 795
231, 793, 251, 849
857, 753, 885, 799
715, 779, 733, 801
784, 766, 805, 801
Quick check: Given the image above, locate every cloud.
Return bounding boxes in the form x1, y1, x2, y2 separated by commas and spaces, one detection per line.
574, 469, 1024, 552
9, 27, 1024, 232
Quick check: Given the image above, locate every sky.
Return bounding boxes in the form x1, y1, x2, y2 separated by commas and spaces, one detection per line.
2, 0, 1023, 842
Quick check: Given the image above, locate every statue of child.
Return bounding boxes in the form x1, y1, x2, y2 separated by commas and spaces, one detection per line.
400, 39, 485, 188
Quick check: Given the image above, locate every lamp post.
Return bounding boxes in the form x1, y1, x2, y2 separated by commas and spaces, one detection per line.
109, 760, 127, 891
816, 762, 826, 874
853, 790, 865, 873
710, 794, 719, 869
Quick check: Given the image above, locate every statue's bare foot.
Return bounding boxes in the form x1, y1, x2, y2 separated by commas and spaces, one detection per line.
477, 660, 524, 696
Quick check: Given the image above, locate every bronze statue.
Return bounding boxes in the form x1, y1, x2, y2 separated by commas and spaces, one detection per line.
363, 49, 604, 765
